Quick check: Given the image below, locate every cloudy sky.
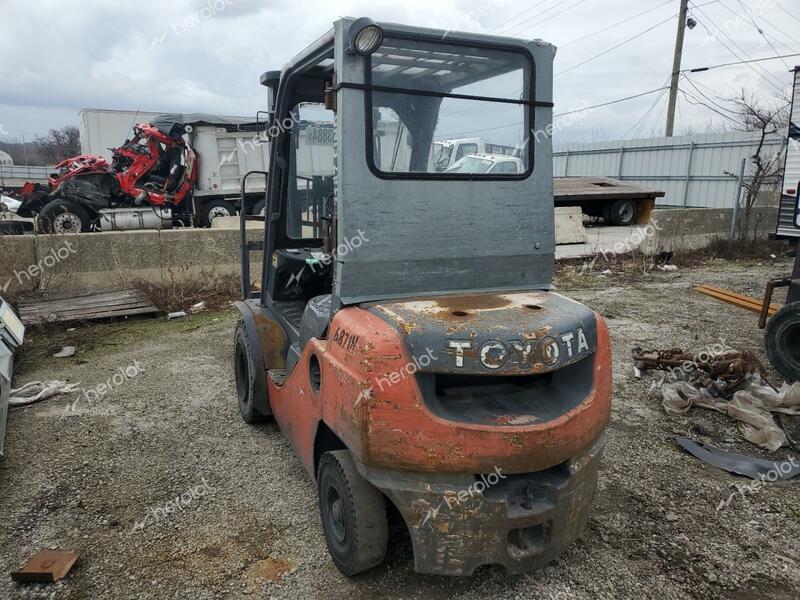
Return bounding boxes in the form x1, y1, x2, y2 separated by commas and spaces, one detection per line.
1, 0, 798, 144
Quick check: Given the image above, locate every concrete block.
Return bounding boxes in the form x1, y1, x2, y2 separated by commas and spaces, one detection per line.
554, 206, 587, 245
210, 216, 264, 230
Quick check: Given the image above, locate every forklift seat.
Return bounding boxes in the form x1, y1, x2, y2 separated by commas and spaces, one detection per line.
299, 294, 331, 350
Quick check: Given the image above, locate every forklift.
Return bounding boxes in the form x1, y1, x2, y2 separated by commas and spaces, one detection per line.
233, 17, 612, 576
761, 65, 800, 382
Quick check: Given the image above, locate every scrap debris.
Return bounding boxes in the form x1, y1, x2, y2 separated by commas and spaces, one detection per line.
634, 347, 800, 451
52, 346, 76, 358
676, 437, 800, 480
12, 550, 78, 583
9, 381, 81, 407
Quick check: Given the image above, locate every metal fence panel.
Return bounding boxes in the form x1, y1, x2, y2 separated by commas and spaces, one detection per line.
554, 131, 785, 208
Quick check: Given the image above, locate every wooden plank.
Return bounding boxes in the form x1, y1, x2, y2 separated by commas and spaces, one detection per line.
23, 306, 158, 325
20, 297, 153, 315
22, 304, 156, 321
17, 290, 144, 308
694, 285, 781, 316
12, 550, 78, 583
17, 289, 158, 325
694, 285, 769, 309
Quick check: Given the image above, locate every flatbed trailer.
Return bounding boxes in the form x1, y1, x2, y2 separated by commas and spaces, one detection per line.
554, 176, 664, 226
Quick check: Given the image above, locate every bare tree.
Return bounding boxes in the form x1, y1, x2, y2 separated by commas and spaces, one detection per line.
32, 126, 81, 164
725, 88, 789, 240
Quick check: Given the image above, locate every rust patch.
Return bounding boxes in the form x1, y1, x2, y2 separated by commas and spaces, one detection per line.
443, 490, 460, 508
436, 309, 478, 322
504, 434, 524, 449
494, 414, 539, 425
435, 521, 452, 534
433, 294, 511, 311
252, 311, 288, 370
244, 557, 295, 584
409, 499, 432, 527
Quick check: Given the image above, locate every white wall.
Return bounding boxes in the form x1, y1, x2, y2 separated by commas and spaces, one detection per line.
554, 130, 786, 209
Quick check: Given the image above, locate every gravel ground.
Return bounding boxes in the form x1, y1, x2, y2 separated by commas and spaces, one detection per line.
1, 257, 798, 600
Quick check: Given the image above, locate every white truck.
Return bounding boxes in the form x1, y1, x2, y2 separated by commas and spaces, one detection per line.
433, 137, 519, 171
445, 153, 525, 175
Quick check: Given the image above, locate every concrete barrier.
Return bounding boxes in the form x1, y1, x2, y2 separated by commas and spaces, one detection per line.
644, 206, 778, 253
0, 228, 263, 300
0, 206, 779, 301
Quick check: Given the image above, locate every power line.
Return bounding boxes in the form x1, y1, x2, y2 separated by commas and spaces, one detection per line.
555, 12, 676, 77
509, 0, 593, 39
495, 0, 575, 35
690, 1, 783, 85
559, 0, 674, 47
684, 52, 800, 73
554, 85, 671, 117
488, 0, 555, 34
776, 4, 800, 25
679, 88, 742, 126
623, 77, 671, 138
681, 73, 739, 115
437, 85, 670, 138
750, 8, 800, 51
689, 1, 785, 90
731, 0, 790, 68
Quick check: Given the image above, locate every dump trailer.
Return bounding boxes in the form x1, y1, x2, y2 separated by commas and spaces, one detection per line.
232, 17, 612, 576
760, 66, 800, 381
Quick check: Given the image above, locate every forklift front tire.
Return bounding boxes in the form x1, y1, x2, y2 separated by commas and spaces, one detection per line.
765, 302, 800, 382
317, 450, 388, 577
234, 320, 269, 423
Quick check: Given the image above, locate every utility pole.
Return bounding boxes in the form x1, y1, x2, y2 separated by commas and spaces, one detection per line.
666, 0, 689, 137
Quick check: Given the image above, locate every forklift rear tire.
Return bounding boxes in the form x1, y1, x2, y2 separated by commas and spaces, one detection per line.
201, 199, 236, 227
607, 199, 636, 226
765, 302, 800, 382
317, 450, 388, 576
234, 320, 267, 423
38, 199, 93, 234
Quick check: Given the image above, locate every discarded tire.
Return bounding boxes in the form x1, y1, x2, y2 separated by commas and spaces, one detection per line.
765, 301, 800, 382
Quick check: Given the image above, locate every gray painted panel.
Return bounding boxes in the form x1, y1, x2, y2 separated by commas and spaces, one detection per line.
333, 18, 557, 305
